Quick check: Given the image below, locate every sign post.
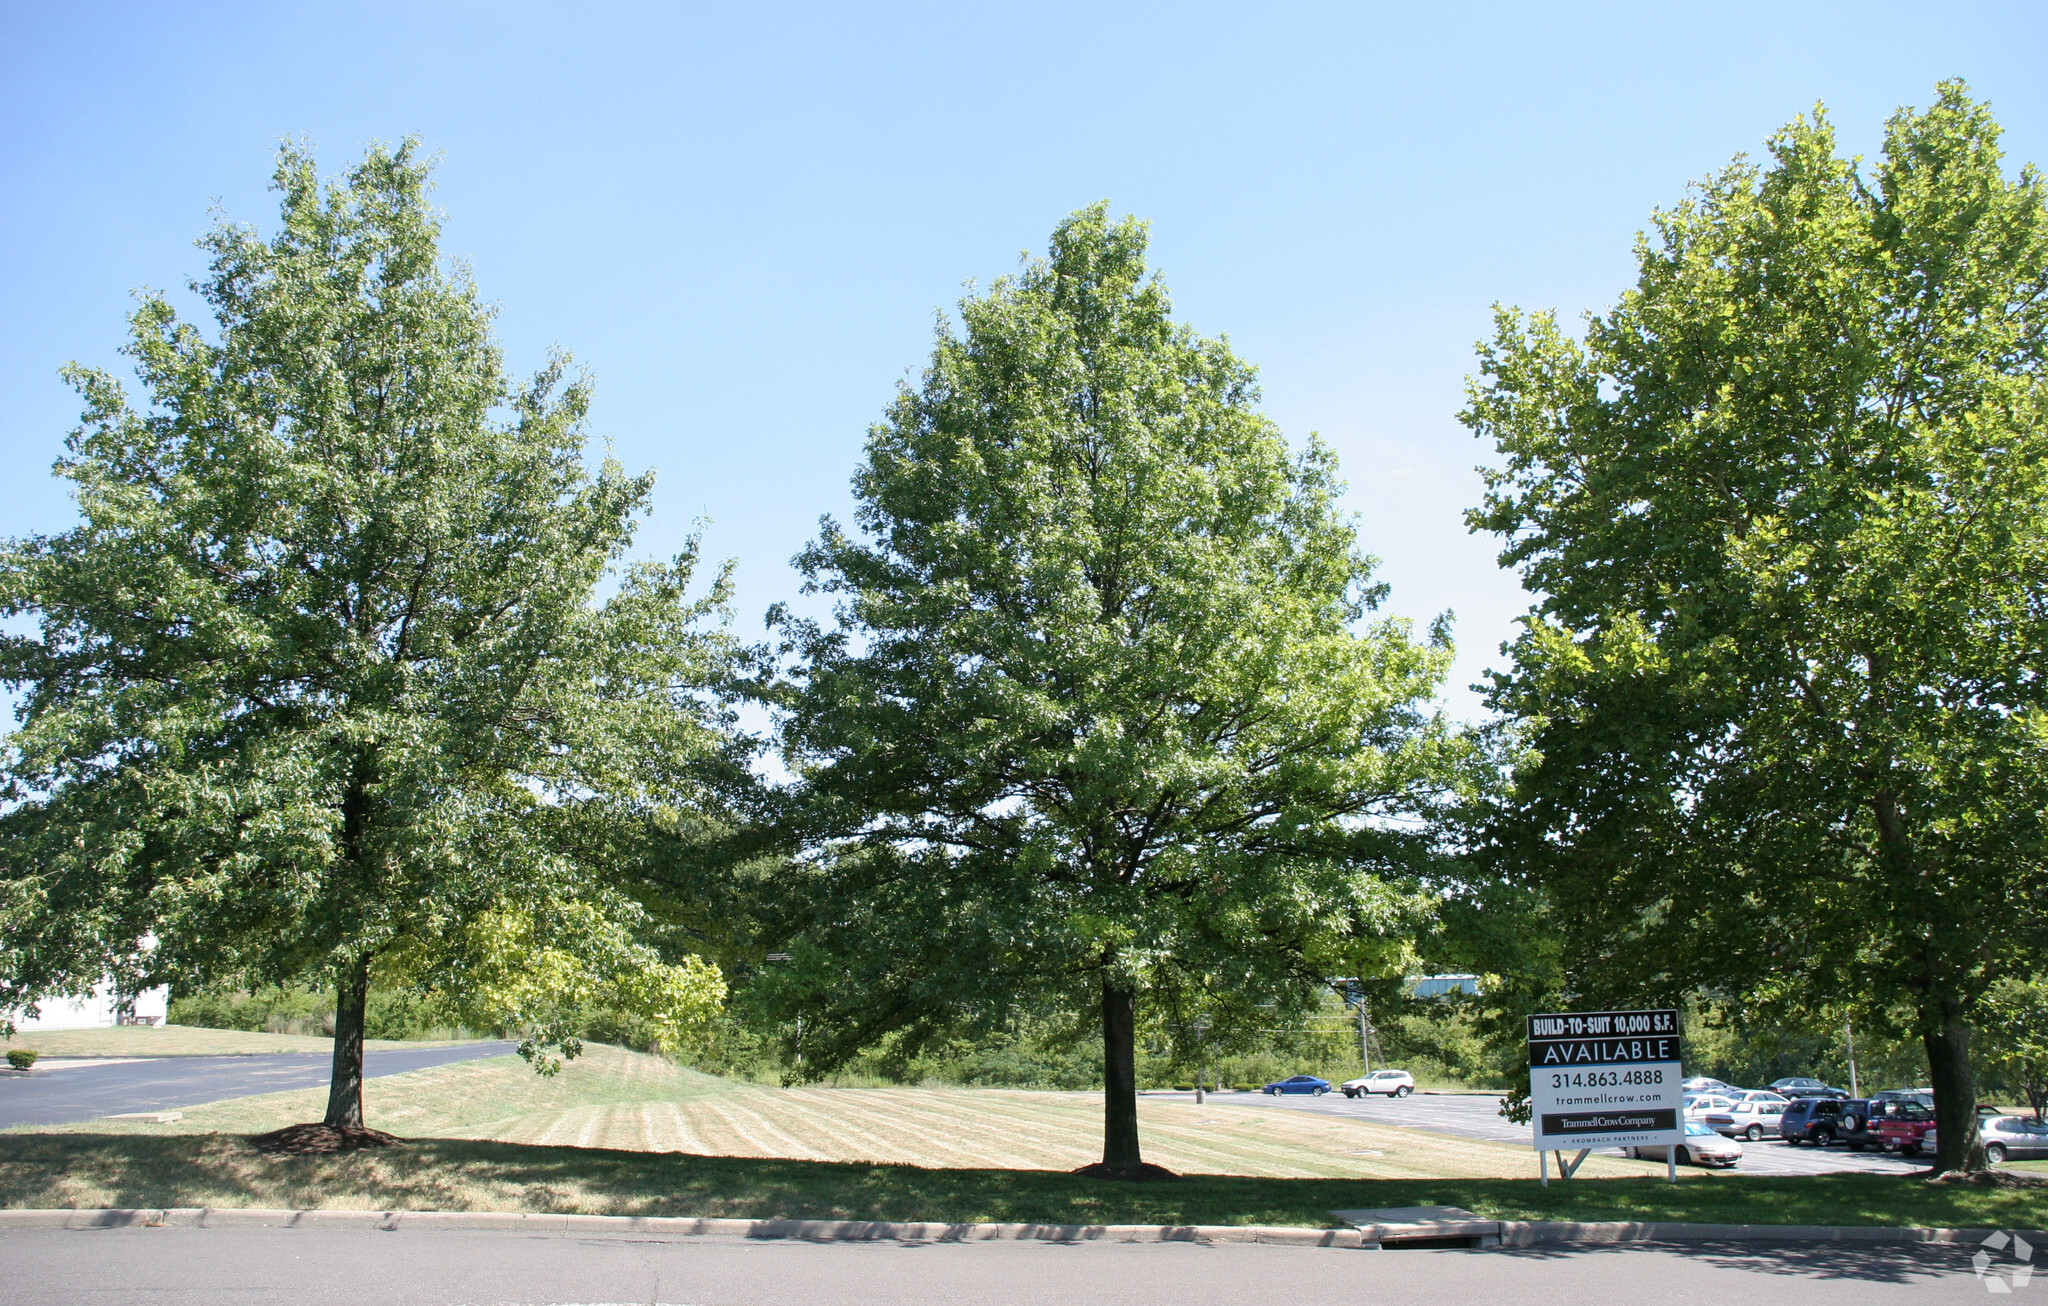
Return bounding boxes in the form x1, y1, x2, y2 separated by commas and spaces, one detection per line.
1527, 1008, 1684, 1185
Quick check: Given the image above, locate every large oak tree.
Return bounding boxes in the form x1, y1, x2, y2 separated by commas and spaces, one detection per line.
770, 205, 1462, 1172
0, 143, 729, 1128
1465, 84, 2048, 1172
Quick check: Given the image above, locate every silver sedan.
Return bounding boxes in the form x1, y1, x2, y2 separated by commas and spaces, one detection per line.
1982, 1115, 2048, 1163
1630, 1120, 1744, 1168
1702, 1091, 1790, 1141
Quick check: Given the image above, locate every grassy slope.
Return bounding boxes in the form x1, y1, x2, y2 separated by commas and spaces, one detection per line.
14, 1046, 1643, 1182
3, 1043, 2038, 1228
1, 1025, 464, 1058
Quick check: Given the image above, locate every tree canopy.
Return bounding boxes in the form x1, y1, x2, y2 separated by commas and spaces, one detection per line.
768, 204, 1464, 1171
0, 142, 730, 1127
1463, 83, 2048, 1171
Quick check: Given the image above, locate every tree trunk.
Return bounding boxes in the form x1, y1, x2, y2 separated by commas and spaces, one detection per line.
1923, 992, 1985, 1173
1100, 979, 1142, 1167
323, 956, 371, 1128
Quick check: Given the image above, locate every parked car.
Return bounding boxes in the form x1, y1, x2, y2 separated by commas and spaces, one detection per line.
1681, 1076, 1734, 1095
1769, 1077, 1847, 1099
1702, 1091, 1790, 1141
1684, 1092, 1737, 1117
1628, 1120, 1743, 1168
1980, 1116, 2048, 1164
1870, 1088, 1934, 1105
1779, 1096, 1859, 1144
1340, 1069, 1415, 1098
1261, 1075, 1331, 1096
1830, 1099, 1885, 1150
1872, 1099, 1937, 1154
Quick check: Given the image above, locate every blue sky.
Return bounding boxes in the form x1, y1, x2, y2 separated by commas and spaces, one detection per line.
5, 2, 2044, 719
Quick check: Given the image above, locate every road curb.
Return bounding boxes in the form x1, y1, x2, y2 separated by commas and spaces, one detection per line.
1497, 1220, 2048, 1246
0, 1208, 1364, 1246
4, 1208, 2041, 1249
1337, 1217, 2048, 1248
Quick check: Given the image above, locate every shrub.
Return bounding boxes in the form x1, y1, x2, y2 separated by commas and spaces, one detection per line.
7, 1049, 38, 1070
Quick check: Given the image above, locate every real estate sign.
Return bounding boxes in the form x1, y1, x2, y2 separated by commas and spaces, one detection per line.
1526, 1009, 1684, 1152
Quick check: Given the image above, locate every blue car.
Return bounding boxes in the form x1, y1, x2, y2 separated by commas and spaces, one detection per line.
1262, 1075, 1331, 1095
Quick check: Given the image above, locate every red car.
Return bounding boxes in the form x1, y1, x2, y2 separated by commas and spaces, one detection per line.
1872, 1100, 1936, 1154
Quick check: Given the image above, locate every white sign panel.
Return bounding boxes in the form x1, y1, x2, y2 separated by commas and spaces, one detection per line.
1527, 1008, 1684, 1151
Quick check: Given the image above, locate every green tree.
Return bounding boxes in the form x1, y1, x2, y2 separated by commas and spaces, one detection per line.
1463, 84, 2048, 1173
770, 204, 1462, 1172
1980, 977, 2048, 1120
0, 142, 729, 1129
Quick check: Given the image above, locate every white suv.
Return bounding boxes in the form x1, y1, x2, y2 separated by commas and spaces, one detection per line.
1341, 1069, 1415, 1098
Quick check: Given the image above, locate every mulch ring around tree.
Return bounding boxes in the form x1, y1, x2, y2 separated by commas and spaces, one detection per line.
1921, 1168, 2047, 1189
250, 1123, 405, 1156
1070, 1161, 1182, 1182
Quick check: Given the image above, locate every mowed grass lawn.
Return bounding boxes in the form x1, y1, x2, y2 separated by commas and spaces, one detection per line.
4, 1042, 2041, 1230
14, 1044, 1636, 1181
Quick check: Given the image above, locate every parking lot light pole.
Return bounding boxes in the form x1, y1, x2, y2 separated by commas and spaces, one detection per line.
764, 953, 799, 1068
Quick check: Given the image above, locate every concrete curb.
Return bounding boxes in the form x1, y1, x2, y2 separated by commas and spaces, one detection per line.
1341, 1217, 2048, 1249
0, 1209, 1363, 1247
1495, 1220, 2048, 1246
0, 1209, 2038, 1250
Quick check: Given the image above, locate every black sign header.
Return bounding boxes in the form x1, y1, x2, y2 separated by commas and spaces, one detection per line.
1527, 1009, 1682, 1069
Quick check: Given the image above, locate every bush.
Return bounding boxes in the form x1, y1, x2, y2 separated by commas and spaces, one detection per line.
1233, 1082, 1257, 1092
7, 1049, 38, 1070
169, 984, 478, 1042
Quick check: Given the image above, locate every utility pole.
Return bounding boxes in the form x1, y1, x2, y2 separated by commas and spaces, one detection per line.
1845, 1021, 1858, 1098
1356, 997, 1373, 1075
1334, 978, 1375, 1075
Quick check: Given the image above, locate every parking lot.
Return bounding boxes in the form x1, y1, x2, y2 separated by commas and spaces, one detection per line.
1147, 1088, 1932, 1177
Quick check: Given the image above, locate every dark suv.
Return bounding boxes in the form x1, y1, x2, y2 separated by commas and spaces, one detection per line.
1780, 1096, 1859, 1145
1831, 1100, 1883, 1149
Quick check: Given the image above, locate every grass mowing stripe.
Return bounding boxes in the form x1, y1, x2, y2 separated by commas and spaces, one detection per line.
719, 1095, 841, 1161
747, 1095, 917, 1167
657, 1100, 709, 1155
880, 1098, 1068, 1170
873, 1090, 1105, 1166
879, 1093, 1084, 1168
806, 1092, 1065, 1170
692, 1095, 825, 1160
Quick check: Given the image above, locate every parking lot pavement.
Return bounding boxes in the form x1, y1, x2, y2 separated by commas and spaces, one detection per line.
1146, 1089, 1929, 1177
0, 1041, 520, 1129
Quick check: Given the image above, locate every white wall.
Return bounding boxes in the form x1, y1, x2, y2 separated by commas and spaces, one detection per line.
8, 983, 169, 1030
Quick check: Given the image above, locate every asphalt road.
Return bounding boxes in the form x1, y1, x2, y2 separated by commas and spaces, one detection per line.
0, 1041, 519, 1128
0, 1227, 2000, 1304
1155, 1089, 1930, 1177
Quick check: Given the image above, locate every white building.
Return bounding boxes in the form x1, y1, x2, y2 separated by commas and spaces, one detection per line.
7, 983, 170, 1031
1408, 973, 1482, 998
